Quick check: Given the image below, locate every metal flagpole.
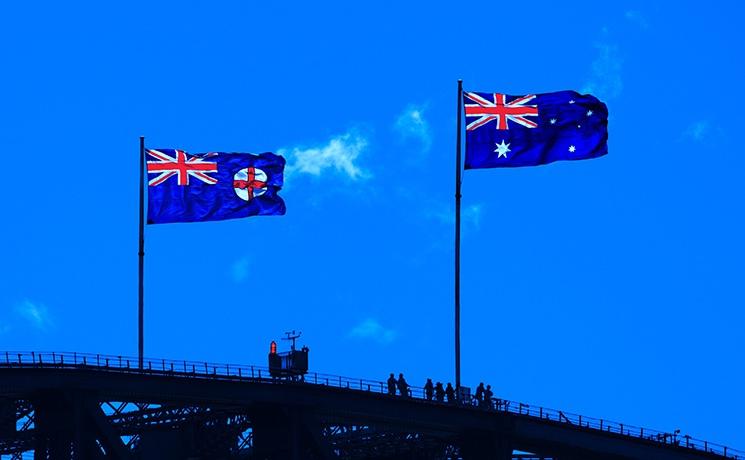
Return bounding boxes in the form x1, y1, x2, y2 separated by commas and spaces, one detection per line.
138, 136, 145, 369
455, 79, 463, 391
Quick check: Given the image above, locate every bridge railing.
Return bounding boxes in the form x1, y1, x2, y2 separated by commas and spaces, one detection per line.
0, 351, 427, 398
471, 398, 742, 459
1, 351, 742, 460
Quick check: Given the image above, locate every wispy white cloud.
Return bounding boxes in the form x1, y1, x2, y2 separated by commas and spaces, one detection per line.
348, 318, 396, 345
231, 256, 250, 283
683, 121, 711, 142
15, 299, 53, 330
625, 10, 649, 29
394, 105, 431, 152
463, 204, 483, 230
582, 41, 623, 100
281, 131, 369, 180
428, 203, 483, 231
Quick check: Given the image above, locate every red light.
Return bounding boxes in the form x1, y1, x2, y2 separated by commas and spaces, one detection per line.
270, 341, 277, 354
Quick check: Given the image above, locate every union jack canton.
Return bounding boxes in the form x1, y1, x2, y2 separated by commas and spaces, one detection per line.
147, 149, 218, 186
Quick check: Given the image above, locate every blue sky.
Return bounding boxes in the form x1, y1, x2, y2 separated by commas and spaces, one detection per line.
1, 0, 744, 450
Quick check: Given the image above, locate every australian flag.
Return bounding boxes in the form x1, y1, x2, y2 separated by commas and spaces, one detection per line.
146, 149, 285, 224
463, 90, 608, 169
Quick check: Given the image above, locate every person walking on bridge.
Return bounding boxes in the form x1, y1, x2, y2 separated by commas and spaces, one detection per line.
445, 383, 455, 404
435, 382, 445, 402
424, 378, 434, 401
475, 382, 485, 406
387, 373, 396, 396
484, 384, 494, 409
397, 373, 409, 397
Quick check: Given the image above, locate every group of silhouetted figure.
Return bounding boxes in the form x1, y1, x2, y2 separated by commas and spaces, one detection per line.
473, 382, 494, 407
387, 374, 494, 407
387, 373, 411, 397
423, 378, 456, 403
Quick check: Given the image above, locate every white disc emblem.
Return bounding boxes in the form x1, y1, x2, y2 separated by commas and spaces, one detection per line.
233, 167, 268, 201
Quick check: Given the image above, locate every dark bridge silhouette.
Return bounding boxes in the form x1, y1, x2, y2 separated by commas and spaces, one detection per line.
1, 352, 742, 460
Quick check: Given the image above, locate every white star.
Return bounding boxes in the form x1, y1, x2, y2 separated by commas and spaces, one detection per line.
569, 100, 575, 104
587, 109, 593, 116
550, 118, 557, 124
494, 140, 511, 158
568, 145, 576, 153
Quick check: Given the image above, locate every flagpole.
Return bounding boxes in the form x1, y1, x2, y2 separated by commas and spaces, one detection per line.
138, 136, 145, 369
455, 79, 463, 391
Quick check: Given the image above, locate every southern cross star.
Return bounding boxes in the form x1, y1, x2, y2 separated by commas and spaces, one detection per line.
494, 140, 511, 158
568, 145, 576, 153
550, 118, 557, 124
587, 109, 593, 116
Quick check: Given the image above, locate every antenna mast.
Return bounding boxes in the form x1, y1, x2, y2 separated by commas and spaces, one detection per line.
282, 330, 302, 351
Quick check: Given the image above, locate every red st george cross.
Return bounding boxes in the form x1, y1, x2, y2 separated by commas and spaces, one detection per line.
147, 149, 218, 186
464, 92, 539, 131
233, 167, 266, 199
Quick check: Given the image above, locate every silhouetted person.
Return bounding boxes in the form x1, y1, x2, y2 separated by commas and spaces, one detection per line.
445, 383, 455, 404
387, 373, 396, 395
484, 384, 493, 408
397, 373, 409, 397
434, 382, 445, 402
424, 378, 434, 400
475, 382, 485, 405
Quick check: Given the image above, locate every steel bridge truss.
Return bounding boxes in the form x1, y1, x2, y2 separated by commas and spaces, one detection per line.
1, 396, 525, 460
1, 352, 742, 460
